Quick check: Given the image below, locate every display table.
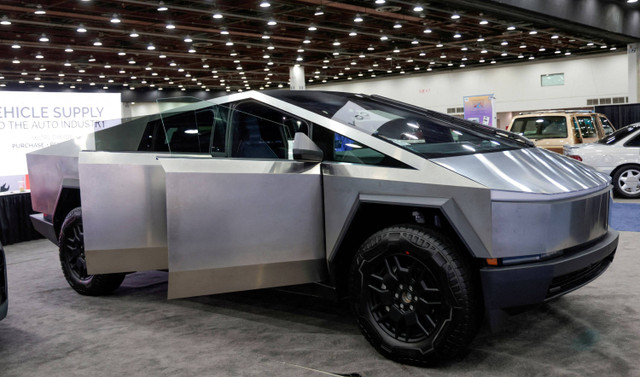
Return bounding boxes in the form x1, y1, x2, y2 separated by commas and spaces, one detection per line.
0, 191, 43, 245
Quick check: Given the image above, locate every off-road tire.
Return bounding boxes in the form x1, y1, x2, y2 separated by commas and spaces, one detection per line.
349, 225, 480, 365
59, 207, 125, 296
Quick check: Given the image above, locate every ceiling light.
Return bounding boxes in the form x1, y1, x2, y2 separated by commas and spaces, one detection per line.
267, 19, 277, 26
12, 58, 20, 64
565, 51, 572, 55
587, 42, 594, 46
501, 40, 508, 46
423, 28, 432, 33
166, 23, 176, 29
555, 49, 561, 54
440, 54, 446, 59
333, 40, 341, 46
629, 0, 638, 3
501, 52, 508, 56
11, 43, 20, 49
529, 30, 537, 35
412, 39, 419, 45
461, 46, 468, 51
39, 34, 49, 42
539, 47, 546, 51
551, 34, 559, 39
212, 12, 223, 19
481, 49, 488, 54
451, 13, 460, 19
159, 54, 166, 58
267, 45, 275, 50
436, 42, 444, 47
380, 35, 388, 41
419, 52, 426, 56
262, 34, 270, 39
296, 56, 303, 61
477, 36, 485, 42
490, 60, 496, 64
518, 54, 524, 59
349, 31, 357, 36
147, 44, 156, 50
118, 51, 126, 56
65, 46, 74, 52
184, 36, 193, 43
507, 25, 516, 30
394, 22, 402, 29
260, 1, 271, 7
308, 25, 317, 31
188, 47, 196, 53
314, 7, 324, 16
36, 52, 44, 59
297, 48, 304, 52
157, 1, 168, 11
375, 0, 386, 4
93, 40, 102, 46
479, 19, 489, 25
130, 31, 139, 37
520, 44, 527, 48
414, 5, 424, 12
610, 46, 617, 50
479, 59, 485, 63
77, 24, 87, 33
110, 14, 121, 23
0, 16, 11, 25
354, 14, 363, 22
367, 45, 375, 51
220, 28, 229, 35
453, 32, 461, 38
529, 56, 535, 60
34, 5, 46, 15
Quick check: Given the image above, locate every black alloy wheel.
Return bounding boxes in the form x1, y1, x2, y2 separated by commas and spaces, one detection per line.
59, 207, 126, 296
350, 225, 479, 365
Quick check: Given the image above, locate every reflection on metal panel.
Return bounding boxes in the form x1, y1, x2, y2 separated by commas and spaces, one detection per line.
432, 148, 610, 195
26, 135, 94, 214
168, 259, 325, 299
321, 162, 492, 260
492, 187, 610, 258
161, 158, 326, 297
86, 247, 168, 274
79, 152, 169, 272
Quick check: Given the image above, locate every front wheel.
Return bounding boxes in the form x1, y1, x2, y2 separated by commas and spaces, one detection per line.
613, 166, 640, 198
349, 226, 480, 365
59, 207, 125, 296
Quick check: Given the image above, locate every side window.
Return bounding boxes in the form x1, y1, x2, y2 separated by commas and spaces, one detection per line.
230, 101, 308, 159
625, 134, 640, 147
211, 105, 229, 154
312, 124, 410, 168
572, 119, 582, 140
137, 107, 214, 153
599, 116, 615, 135
576, 117, 597, 138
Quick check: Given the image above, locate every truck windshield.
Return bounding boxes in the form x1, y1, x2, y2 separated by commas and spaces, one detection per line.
268, 91, 529, 158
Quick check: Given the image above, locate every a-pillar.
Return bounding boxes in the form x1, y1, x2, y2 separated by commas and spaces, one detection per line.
289, 65, 305, 90
628, 43, 640, 103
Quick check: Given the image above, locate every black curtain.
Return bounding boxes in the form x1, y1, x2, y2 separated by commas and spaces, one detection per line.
595, 104, 640, 129
0, 193, 43, 245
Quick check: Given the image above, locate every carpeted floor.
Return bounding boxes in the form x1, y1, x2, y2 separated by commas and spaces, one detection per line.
610, 202, 640, 232
0, 233, 639, 377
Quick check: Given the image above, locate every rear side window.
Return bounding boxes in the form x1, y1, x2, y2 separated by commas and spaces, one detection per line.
138, 107, 214, 153
576, 117, 598, 138
510, 117, 568, 139
599, 116, 615, 135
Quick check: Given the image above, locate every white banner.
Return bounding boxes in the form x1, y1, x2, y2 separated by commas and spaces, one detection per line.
0, 91, 122, 178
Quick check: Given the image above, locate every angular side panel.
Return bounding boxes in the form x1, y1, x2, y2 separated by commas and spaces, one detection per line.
79, 151, 169, 273
161, 158, 326, 299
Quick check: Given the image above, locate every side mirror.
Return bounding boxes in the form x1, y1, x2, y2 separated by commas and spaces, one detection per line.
292, 132, 323, 162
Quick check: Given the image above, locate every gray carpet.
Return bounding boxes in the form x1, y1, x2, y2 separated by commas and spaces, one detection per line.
0, 234, 639, 377
610, 202, 640, 232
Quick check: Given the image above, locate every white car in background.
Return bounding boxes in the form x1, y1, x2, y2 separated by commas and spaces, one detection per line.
564, 123, 640, 198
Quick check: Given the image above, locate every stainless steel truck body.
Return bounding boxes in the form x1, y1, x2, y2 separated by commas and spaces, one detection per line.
27, 90, 618, 364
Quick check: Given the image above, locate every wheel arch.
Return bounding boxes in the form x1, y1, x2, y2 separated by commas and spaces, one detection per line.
53, 180, 81, 240
327, 196, 488, 300
610, 163, 640, 179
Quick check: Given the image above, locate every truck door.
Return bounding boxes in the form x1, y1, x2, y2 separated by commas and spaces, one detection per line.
159, 100, 326, 299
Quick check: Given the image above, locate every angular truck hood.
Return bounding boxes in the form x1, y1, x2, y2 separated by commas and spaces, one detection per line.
431, 147, 610, 195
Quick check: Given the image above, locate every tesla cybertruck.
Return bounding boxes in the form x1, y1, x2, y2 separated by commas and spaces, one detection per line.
27, 90, 618, 364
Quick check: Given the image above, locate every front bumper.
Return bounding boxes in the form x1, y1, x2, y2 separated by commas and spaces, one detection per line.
480, 229, 618, 329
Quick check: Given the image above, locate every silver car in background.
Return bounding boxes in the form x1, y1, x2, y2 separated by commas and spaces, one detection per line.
564, 123, 640, 198
27, 90, 618, 365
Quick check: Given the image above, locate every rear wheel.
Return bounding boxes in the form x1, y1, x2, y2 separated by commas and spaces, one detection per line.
59, 207, 125, 295
350, 225, 479, 365
613, 166, 640, 198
